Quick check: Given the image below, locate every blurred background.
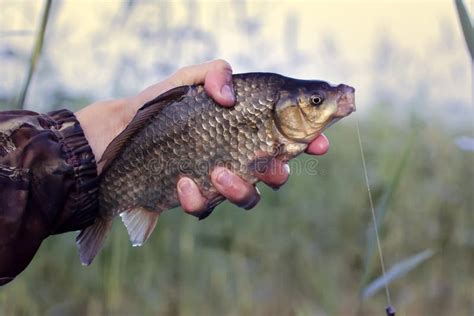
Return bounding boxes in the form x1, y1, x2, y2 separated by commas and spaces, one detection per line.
0, 0, 473, 315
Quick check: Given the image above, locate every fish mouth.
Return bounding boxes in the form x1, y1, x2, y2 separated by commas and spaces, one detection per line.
334, 85, 356, 118
325, 117, 341, 130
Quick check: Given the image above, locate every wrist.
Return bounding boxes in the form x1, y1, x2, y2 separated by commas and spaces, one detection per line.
47, 109, 99, 233
76, 97, 130, 168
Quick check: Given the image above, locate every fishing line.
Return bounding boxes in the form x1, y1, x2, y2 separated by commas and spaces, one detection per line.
355, 114, 395, 316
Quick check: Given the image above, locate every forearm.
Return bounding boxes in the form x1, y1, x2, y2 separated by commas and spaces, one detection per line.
0, 109, 99, 285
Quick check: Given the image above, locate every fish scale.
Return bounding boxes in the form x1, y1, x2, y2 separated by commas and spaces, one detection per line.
76, 72, 355, 265
104, 76, 276, 213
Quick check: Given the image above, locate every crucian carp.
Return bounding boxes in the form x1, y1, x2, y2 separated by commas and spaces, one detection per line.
77, 73, 356, 265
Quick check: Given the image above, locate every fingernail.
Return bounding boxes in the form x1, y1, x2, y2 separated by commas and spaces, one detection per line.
270, 181, 284, 192
220, 84, 235, 102
178, 179, 193, 196
215, 168, 232, 187
271, 184, 282, 191
268, 164, 290, 191
243, 192, 261, 210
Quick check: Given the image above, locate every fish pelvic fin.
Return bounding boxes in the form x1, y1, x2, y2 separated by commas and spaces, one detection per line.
120, 207, 159, 247
76, 216, 113, 266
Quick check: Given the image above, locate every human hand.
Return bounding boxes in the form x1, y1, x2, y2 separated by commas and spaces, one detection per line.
76, 59, 237, 168
76, 59, 329, 217
164, 60, 330, 216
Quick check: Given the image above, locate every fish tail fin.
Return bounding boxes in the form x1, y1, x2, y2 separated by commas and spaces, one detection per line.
76, 216, 113, 266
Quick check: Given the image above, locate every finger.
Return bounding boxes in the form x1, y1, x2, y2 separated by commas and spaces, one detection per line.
167, 62, 210, 87
177, 177, 208, 214
211, 167, 260, 210
252, 158, 290, 190
306, 133, 330, 155
132, 59, 235, 117
168, 59, 235, 107
203, 60, 235, 107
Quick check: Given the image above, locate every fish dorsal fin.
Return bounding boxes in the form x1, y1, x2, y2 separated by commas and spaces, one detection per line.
120, 207, 159, 247
99, 85, 190, 172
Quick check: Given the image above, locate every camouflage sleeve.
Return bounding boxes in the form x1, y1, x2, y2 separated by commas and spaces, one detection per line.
0, 109, 99, 286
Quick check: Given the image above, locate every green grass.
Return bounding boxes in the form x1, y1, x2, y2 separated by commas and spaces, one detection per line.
455, 0, 474, 60
15, 0, 52, 109
1, 1, 472, 315
0, 106, 472, 315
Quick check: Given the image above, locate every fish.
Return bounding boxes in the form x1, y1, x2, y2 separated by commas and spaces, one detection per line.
77, 73, 356, 265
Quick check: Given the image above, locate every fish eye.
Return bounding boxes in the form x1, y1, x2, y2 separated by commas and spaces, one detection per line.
310, 94, 324, 106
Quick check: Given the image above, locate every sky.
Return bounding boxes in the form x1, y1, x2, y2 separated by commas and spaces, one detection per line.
0, 0, 472, 124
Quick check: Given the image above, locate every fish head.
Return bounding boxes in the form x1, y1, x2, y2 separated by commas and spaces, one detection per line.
274, 79, 356, 143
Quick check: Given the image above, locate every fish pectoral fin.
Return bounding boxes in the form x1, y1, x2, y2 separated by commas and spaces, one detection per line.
120, 207, 159, 247
76, 216, 113, 266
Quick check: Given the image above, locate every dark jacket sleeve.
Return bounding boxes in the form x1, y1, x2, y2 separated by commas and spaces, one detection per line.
0, 109, 99, 286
